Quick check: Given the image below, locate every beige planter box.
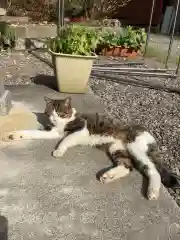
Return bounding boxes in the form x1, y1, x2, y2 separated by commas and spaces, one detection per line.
49, 49, 97, 93
0, 8, 6, 16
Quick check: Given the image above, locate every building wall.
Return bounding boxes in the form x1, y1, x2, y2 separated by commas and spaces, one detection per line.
0, 0, 8, 9
175, 1, 180, 33
113, 0, 163, 25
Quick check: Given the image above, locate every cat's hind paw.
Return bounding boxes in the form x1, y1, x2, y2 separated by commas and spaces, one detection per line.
100, 165, 130, 184
147, 186, 160, 200
52, 149, 65, 158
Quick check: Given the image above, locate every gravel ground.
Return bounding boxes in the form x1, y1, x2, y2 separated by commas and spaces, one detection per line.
1, 51, 180, 206
0, 51, 54, 86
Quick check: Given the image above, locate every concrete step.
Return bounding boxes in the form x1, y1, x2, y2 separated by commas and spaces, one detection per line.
0, 16, 29, 24
1, 84, 180, 240
0, 8, 6, 16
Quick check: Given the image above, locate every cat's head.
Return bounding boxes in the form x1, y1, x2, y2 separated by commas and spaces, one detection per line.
44, 96, 74, 120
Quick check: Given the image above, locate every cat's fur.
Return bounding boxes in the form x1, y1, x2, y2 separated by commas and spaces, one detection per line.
6, 96, 161, 200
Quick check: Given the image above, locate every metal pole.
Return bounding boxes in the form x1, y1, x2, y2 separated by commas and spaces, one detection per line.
61, 0, 65, 27
94, 62, 144, 66
57, 0, 65, 36
92, 69, 177, 78
176, 56, 180, 75
57, 0, 61, 36
143, 0, 156, 56
92, 67, 176, 72
165, 0, 180, 68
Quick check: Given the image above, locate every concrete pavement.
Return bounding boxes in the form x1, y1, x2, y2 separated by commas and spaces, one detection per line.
0, 85, 180, 240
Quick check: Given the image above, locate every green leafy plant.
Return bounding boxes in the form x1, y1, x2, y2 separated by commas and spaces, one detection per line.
99, 26, 146, 51
122, 26, 146, 50
99, 31, 119, 47
47, 25, 101, 56
0, 23, 16, 51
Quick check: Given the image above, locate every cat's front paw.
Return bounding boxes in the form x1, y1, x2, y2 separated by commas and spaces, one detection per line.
52, 149, 65, 158
2, 131, 24, 141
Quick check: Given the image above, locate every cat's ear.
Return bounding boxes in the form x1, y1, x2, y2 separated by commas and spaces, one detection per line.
44, 96, 53, 104
64, 96, 72, 108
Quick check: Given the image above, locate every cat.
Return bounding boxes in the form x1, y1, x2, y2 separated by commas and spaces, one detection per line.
6, 96, 161, 200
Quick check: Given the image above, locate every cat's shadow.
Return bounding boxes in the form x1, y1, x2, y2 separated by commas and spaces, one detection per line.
141, 177, 149, 199
0, 215, 8, 240
33, 112, 52, 130
32, 74, 57, 91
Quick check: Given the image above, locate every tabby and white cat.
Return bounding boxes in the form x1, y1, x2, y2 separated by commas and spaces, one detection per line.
6, 96, 161, 200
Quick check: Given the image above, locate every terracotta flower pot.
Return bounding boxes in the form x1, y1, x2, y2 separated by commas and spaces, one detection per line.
103, 47, 114, 56
126, 48, 139, 58
113, 46, 121, 57
120, 48, 129, 57
96, 45, 140, 58
70, 17, 85, 22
